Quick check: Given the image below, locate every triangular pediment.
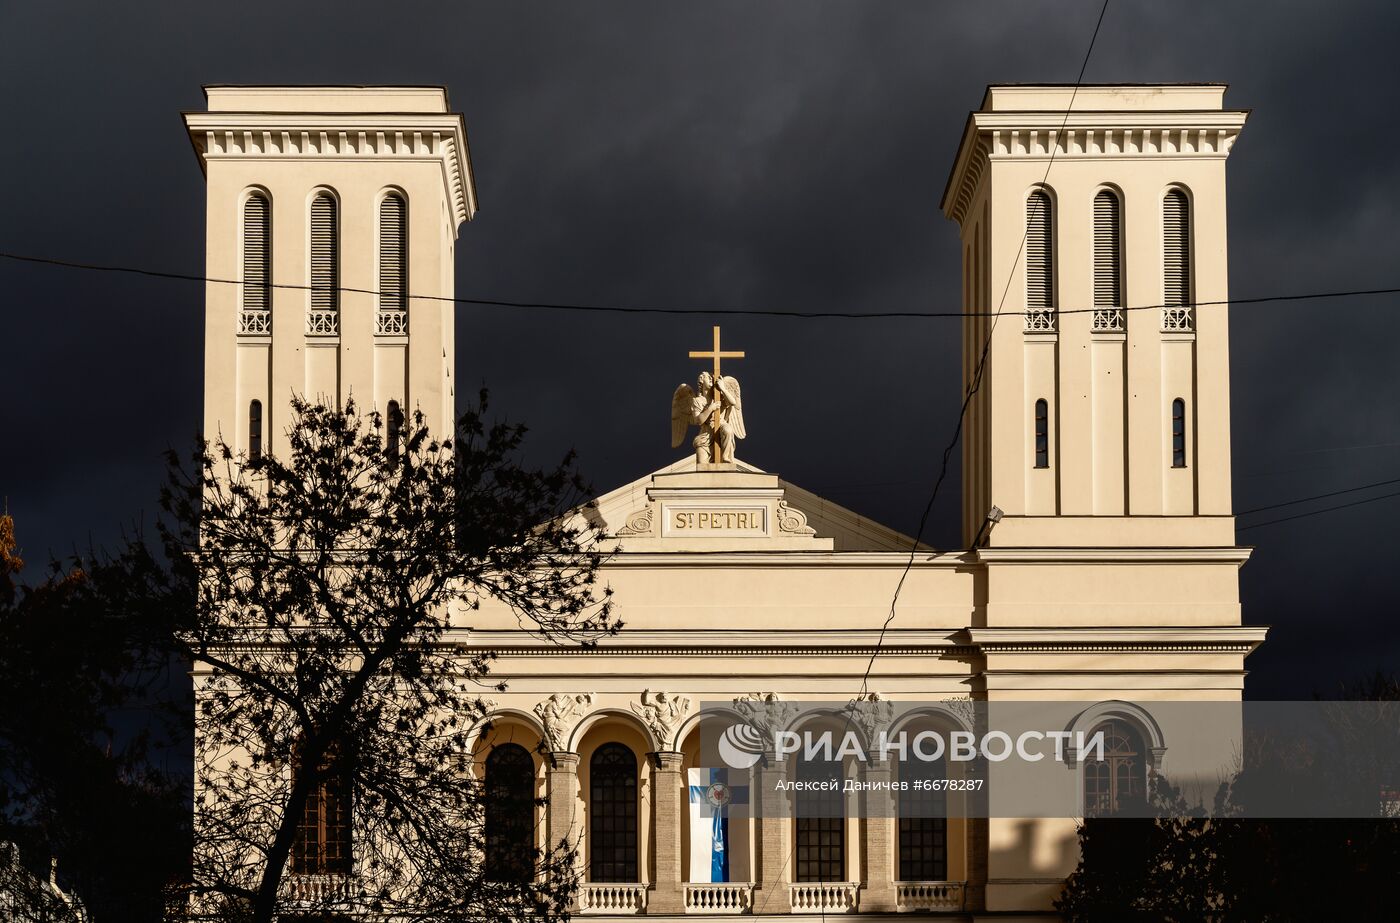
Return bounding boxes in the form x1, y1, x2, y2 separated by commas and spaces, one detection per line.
586, 456, 927, 553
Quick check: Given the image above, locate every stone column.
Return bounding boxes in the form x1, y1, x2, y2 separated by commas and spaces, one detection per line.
647, 751, 687, 912
546, 752, 582, 880
752, 756, 791, 913
861, 758, 898, 911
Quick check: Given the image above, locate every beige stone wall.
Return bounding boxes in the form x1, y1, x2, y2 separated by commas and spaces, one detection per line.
944, 85, 1247, 547
185, 86, 474, 457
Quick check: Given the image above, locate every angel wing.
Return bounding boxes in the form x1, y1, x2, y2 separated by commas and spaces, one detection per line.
670, 383, 695, 448
717, 375, 746, 441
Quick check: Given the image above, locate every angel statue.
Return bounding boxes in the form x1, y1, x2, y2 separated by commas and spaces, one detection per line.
671, 371, 746, 464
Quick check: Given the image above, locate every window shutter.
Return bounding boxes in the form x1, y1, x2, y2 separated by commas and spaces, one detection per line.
1025, 191, 1054, 329
378, 195, 407, 312
1163, 189, 1191, 316
310, 194, 338, 312
1093, 191, 1122, 308
242, 194, 270, 313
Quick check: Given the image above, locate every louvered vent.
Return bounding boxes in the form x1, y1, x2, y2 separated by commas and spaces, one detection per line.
1092, 190, 1124, 331
1025, 190, 1055, 331
1163, 189, 1192, 330
242, 194, 271, 313
310, 194, 338, 312
379, 195, 407, 312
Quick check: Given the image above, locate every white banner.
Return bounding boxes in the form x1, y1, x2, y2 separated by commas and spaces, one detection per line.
687, 767, 750, 883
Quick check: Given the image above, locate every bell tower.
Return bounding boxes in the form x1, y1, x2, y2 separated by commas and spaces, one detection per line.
942, 85, 1247, 549
184, 86, 477, 455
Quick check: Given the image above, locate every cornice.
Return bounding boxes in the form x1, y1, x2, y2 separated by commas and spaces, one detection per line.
942, 110, 1248, 225
596, 551, 967, 568
443, 625, 1268, 657
968, 625, 1268, 654
182, 111, 476, 227
457, 628, 969, 655
975, 546, 1252, 564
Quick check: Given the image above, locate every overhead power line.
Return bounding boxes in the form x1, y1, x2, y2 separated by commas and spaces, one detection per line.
1236, 475, 1400, 517
1237, 488, 1400, 532
1, 249, 1398, 321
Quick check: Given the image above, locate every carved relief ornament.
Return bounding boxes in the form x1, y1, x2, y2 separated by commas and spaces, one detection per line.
534, 693, 594, 752
630, 689, 691, 746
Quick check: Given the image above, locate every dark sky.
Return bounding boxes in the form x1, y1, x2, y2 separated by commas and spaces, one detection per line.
2, 1, 1397, 699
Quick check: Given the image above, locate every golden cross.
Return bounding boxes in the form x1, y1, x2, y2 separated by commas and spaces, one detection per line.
688, 325, 745, 381
687, 326, 745, 463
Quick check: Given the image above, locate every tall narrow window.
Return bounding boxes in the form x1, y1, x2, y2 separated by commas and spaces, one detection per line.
1083, 721, 1146, 817
1024, 189, 1055, 331
377, 194, 408, 335
309, 193, 339, 335
898, 752, 948, 882
249, 399, 263, 460
795, 756, 843, 883
485, 744, 536, 882
386, 400, 403, 464
1034, 398, 1049, 469
589, 744, 637, 882
1171, 398, 1187, 468
291, 742, 352, 875
1163, 189, 1192, 331
240, 193, 271, 335
1092, 190, 1124, 331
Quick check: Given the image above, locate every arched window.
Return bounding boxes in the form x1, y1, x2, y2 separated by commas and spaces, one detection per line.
898, 751, 948, 882
1024, 189, 1055, 332
485, 744, 536, 882
241, 193, 271, 335
249, 399, 263, 460
386, 400, 403, 464
795, 755, 843, 883
377, 194, 408, 335
589, 744, 637, 882
291, 741, 352, 875
1092, 190, 1124, 331
1034, 398, 1049, 469
1171, 398, 1187, 468
1083, 720, 1147, 817
309, 193, 339, 335
1162, 188, 1192, 331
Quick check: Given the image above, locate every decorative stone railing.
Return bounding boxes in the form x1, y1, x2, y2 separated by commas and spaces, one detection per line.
1024, 308, 1056, 333
1092, 307, 1125, 332
577, 883, 648, 914
375, 309, 407, 335
788, 882, 859, 913
306, 309, 340, 336
238, 309, 271, 335
683, 882, 754, 914
895, 880, 966, 912
283, 873, 355, 902
1161, 305, 1194, 332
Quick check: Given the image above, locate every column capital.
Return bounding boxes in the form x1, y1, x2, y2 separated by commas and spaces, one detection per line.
549, 751, 581, 771
758, 754, 789, 772
648, 750, 686, 772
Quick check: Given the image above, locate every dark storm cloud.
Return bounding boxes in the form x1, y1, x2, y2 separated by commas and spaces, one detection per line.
2, 1, 1398, 697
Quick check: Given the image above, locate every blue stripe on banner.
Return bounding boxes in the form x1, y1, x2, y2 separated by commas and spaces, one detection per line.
711, 768, 727, 882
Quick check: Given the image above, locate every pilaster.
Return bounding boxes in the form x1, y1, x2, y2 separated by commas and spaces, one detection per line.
752, 756, 792, 913
860, 758, 897, 912
648, 751, 686, 913
546, 751, 582, 881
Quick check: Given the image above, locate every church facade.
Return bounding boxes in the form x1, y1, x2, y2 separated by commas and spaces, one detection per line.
186, 83, 1261, 919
